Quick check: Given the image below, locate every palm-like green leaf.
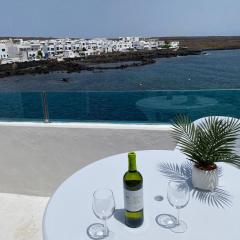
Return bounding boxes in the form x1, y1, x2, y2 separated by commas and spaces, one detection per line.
172, 115, 240, 167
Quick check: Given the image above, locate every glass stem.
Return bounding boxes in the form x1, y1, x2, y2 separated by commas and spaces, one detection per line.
177, 209, 180, 225
103, 218, 108, 236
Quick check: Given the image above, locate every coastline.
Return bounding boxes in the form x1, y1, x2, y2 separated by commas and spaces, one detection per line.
0, 48, 200, 79
0, 49, 239, 91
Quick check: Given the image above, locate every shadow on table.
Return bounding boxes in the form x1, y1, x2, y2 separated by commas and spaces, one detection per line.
114, 209, 125, 225
87, 223, 115, 240
158, 161, 232, 209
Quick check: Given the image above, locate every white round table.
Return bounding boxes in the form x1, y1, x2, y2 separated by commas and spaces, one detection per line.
43, 150, 240, 240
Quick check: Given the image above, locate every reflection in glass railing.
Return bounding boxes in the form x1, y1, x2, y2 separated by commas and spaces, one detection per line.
0, 92, 43, 121
0, 90, 239, 123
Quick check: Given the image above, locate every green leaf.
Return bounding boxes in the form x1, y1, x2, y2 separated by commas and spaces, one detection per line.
172, 115, 240, 167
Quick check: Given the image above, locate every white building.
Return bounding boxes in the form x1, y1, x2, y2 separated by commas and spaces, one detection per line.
47, 42, 56, 56
63, 50, 76, 58
170, 41, 180, 49
0, 37, 181, 64
0, 43, 8, 59
27, 50, 38, 60
18, 44, 31, 61
120, 36, 140, 42
6, 43, 18, 59
64, 41, 73, 51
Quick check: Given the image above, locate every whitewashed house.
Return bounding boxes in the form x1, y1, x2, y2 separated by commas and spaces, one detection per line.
64, 41, 73, 51
0, 37, 182, 64
135, 40, 151, 50
148, 41, 158, 49
29, 41, 41, 51
120, 37, 140, 43
0, 43, 8, 59
54, 41, 64, 54
113, 40, 132, 52
72, 41, 81, 53
27, 51, 37, 60
132, 41, 142, 50
40, 42, 49, 58
6, 43, 19, 59
47, 41, 56, 57
103, 44, 113, 53
18, 43, 31, 61
63, 50, 76, 58
170, 41, 180, 49
0, 39, 30, 63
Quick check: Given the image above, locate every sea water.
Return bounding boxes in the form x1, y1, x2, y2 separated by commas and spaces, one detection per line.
0, 50, 239, 123
0, 49, 240, 91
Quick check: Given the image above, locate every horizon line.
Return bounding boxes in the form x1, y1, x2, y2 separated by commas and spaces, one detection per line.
1, 35, 240, 40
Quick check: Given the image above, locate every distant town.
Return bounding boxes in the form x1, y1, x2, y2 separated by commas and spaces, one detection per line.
2, 36, 240, 78
0, 37, 179, 65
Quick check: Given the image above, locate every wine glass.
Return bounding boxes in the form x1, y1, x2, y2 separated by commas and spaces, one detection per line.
167, 180, 190, 233
88, 189, 115, 239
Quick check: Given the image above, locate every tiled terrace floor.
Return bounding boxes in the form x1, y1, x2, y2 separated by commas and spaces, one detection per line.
0, 193, 48, 240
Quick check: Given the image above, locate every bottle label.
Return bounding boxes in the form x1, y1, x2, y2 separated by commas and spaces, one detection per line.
124, 189, 143, 212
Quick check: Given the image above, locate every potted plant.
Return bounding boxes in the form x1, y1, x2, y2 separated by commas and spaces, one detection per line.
172, 115, 240, 191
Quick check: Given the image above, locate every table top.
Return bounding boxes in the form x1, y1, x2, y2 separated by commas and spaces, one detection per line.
43, 150, 240, 240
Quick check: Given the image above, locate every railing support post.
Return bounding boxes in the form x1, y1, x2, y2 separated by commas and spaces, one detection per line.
41, 91, 50, 123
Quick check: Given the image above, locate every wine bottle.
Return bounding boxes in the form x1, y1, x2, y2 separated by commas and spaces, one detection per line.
123, 152, 144, 228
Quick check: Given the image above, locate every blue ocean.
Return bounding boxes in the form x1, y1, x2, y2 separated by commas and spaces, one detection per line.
0, 49, 239, 123
1, 49, 240, 91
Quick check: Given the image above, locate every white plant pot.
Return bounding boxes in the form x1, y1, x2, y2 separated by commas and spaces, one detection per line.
192, 165, 218, 191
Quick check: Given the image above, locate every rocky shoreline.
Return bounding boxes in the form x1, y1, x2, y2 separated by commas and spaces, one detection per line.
0, 48, 201, 78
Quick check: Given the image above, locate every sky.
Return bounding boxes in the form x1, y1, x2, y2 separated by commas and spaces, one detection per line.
1, 0, 240, 38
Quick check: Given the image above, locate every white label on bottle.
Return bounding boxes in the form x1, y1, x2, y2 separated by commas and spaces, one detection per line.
124, 189, 143, 212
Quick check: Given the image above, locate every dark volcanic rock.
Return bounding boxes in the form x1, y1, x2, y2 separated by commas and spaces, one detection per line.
0, 48, 201, 78
62, 78, 70, 83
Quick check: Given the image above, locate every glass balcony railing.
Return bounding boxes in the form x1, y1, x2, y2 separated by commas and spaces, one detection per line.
0, 90, 239, 123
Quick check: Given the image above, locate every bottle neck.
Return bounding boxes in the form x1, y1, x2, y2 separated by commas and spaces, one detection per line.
128, 152, 137, 172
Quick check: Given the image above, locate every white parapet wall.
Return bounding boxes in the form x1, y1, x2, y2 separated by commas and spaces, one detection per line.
0, 122, 174, 196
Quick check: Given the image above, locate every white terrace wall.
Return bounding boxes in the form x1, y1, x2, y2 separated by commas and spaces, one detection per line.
0, 123, 175, 196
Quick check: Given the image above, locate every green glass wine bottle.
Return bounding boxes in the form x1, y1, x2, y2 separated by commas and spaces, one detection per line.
123, 152, 144, 228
